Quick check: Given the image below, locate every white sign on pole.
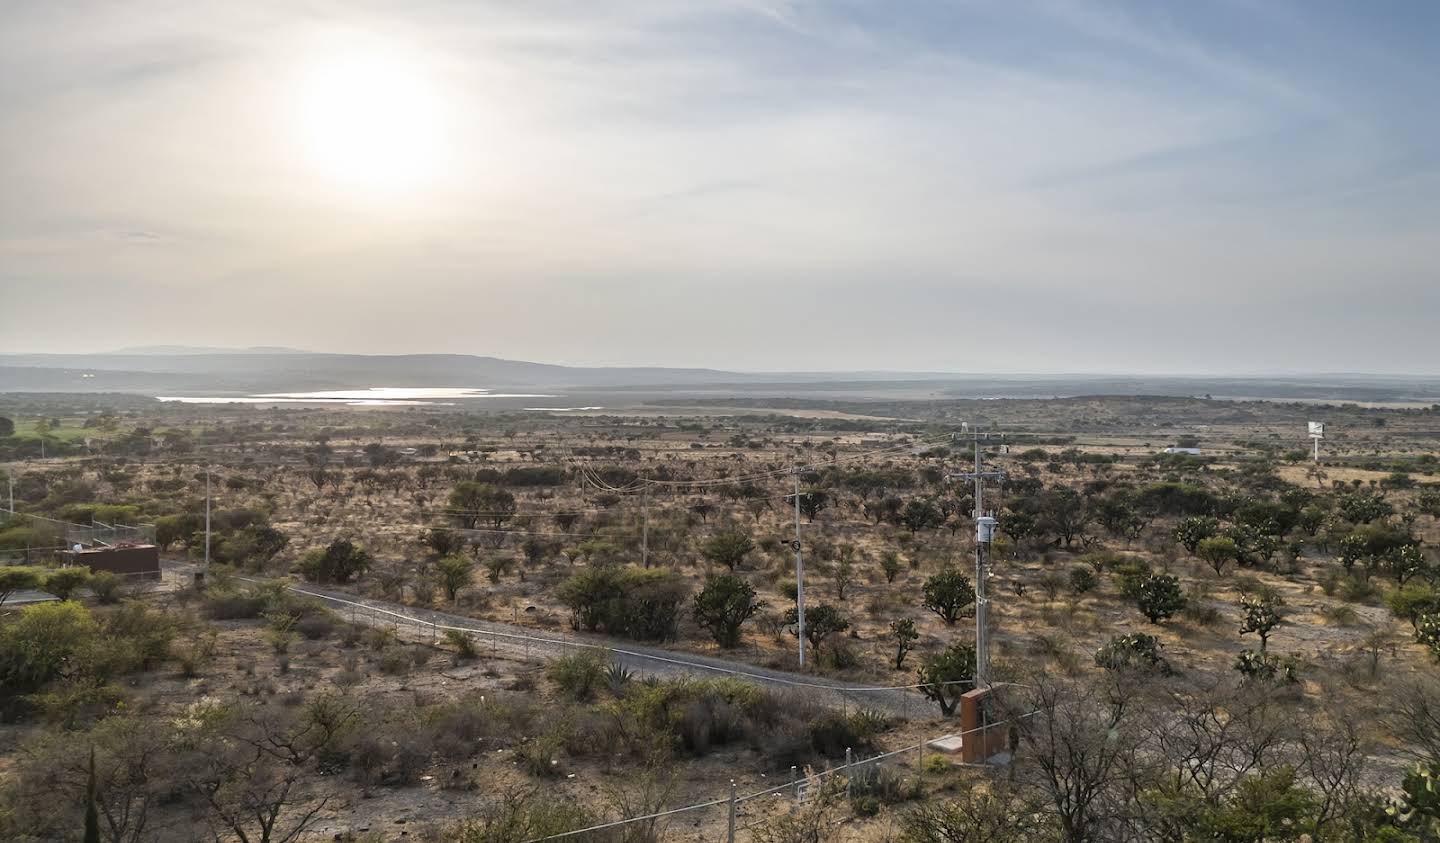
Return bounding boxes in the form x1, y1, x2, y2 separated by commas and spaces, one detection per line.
1308, 421, 1324, 438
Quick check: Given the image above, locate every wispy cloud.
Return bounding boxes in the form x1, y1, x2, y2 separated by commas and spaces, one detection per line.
1, 0, 1436, 372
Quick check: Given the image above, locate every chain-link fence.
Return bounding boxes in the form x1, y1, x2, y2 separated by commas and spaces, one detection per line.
0, 545, 69, 565
5, 512, 156, 549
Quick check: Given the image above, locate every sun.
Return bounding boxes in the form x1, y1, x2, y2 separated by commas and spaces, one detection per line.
297, 48, 448, 191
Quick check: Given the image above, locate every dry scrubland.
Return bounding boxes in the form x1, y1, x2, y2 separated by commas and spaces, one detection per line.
2, 394, 1440, 840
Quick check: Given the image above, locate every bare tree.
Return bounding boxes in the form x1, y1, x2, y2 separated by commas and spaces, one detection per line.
1011, 676, 1146, 842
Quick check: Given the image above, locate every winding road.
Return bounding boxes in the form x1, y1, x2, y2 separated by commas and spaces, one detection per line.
265, 578, 946, 720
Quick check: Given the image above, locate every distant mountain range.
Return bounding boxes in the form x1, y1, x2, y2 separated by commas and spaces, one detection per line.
113, 345, 311, 355
0, 351, 762, 393
3, 350, 1440, 404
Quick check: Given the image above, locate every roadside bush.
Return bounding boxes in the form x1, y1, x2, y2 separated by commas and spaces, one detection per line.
450, 790, 595, 843
547, 650, 610, 701
556, 566, 688, 641
43, 567, 91, 601
444, 628, 479, 660
693, 573, 763, 648
0, 566, 45, 607
88, 571, 122, 604
808, 711, 882, 758
201, 586, 266, 620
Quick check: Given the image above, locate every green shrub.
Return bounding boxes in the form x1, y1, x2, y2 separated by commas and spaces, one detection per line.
43, 567, 92, 601
101, 602, 177, 668
201, 587, 266, 619
1095, 633, 1171, 674
0, 566, 45, 606
513, 732, 566, 777
0, 601, 100, 694
450, 790, 594, 843
172, 630, 218, 677
444, 629, 479, 659
294, 538, 371, 584
848, 762, 919, 811
88, 571, 122, 604
556, 566, 688, 641
376, 645, 413, 675
1133, 573, 1187, 624
547, 650, 610, 701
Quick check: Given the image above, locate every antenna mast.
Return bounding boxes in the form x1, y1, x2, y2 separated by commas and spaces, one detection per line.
952, 431, 1005, 689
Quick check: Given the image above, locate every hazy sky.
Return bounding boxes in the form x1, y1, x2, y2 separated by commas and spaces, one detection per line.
2, 1, 1438, 373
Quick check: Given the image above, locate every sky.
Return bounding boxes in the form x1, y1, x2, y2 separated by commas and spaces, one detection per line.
2, 0, 1438, 374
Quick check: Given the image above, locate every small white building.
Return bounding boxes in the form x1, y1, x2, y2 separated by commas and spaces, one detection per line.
1162, 447, 1202, 455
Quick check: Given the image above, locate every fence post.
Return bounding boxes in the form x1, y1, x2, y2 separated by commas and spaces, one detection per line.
727, 779, 736, 843
918, 740, 925, 791
791, 765, 799, 805
844, 747, 852, 801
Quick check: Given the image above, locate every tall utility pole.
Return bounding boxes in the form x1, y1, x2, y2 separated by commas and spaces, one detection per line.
641, 485, 650, 568
204, 467, 212, 566
792, 463, 806, 668
954, 433, 1005, 689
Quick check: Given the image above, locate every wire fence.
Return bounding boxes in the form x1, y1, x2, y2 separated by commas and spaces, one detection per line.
5, 512, 156, 549
272, 582, 979, 721
500, 715, 1030, 843
0, 545, 70, 565
247, 581, 1032, 841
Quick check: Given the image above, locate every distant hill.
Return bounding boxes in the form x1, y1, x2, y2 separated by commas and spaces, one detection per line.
4, 351, 1440, 403
113, 345, 311, 355
0, 351, 764, 393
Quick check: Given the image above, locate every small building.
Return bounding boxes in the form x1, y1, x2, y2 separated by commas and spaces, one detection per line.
1162, 447, 1202, 456
64, 544, 161, 577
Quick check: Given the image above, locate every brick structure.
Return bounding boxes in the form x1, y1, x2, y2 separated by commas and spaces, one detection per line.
959, 687, 1010, 764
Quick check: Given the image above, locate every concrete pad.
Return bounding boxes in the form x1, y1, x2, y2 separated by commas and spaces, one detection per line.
928, 734, 964, 754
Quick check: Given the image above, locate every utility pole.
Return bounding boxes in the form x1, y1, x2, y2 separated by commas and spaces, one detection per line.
204, 467, 212, 566
641, 485, 650, 568
953, 433, 1004, 689
792, 462, 806, 668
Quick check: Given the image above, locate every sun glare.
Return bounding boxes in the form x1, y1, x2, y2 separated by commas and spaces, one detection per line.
297, 48, 448, 191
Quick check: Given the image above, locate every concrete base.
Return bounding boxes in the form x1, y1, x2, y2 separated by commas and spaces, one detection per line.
927, 734, 965, 754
